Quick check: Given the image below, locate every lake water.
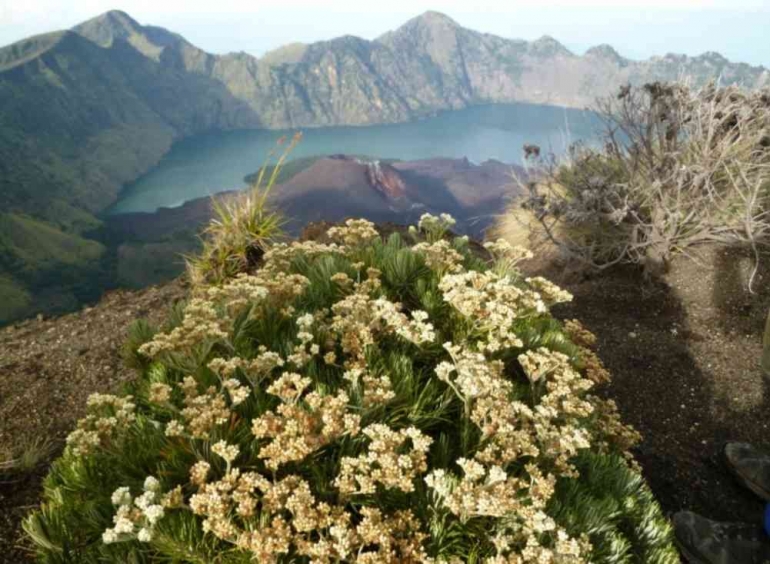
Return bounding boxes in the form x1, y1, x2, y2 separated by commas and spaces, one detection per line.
109, 103, 598, 214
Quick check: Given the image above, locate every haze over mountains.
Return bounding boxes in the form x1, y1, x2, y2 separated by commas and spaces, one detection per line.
0, 8, 768, 324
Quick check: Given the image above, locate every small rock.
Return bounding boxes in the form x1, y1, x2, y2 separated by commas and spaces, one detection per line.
629, 332, 637, 339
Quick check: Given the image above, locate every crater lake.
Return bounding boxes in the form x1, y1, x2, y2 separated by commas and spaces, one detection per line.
109, 103, 598, 214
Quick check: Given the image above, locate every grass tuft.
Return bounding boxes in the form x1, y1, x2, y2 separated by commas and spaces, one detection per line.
186, 133, 302, 287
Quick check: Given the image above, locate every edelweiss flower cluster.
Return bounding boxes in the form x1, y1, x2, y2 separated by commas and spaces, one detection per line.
261, 241, 346, 275
327, 218, 380, 247
188, 470, 429, 563
563, 319, 611, 385
65, 394, 136, 455
329, 270, 436, 363
483, 239, 534, 275
78, 215, 645, 563
588, 395, 643, 462
439, 271, 540, 352
208, 347, 286, 388
140, 270, 311, 361
138, 298, 227, 358
343, 367, 396, 407
102, 476, 175, 544
206, 271, 310, 319
335, 424, 432, 495
525, 277, 574, 307
178, 376, 231, 439
205, 272, 269, 315
252, 373, 360, 470
412, 240, 465, 273
425, 458, 531, 520
418, 212, 457, 238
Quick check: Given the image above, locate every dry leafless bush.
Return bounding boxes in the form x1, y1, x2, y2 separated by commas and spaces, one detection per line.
519, 81, 770, 286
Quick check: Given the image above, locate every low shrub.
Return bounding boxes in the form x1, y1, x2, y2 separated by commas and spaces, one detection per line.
519, 82, 770, 281
25, 214, 678, 563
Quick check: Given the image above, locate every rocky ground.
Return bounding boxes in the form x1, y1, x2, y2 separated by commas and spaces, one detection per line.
0, 280, 187, 562
1, 237, 768, 562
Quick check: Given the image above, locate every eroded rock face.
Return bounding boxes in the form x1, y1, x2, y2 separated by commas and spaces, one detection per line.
365, 161, 407, 200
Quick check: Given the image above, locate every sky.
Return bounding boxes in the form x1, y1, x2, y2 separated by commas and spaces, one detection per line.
1, 0, 768, 67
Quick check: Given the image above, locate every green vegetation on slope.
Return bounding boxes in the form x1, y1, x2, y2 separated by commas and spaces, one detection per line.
0, 213, 107, 323
0, 17, 258, 325
115, 234, 199, 289
0, 275, 32, 322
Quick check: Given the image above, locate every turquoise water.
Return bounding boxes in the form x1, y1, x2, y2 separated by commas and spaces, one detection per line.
109, 103, 598, 214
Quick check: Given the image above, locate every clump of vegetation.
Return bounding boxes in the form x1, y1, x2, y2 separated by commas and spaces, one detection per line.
0, 212, 108, 325
518, 82, 770, 282
25, 209, 677, 562
186, 134, 302, 287
0, 437, 54, 479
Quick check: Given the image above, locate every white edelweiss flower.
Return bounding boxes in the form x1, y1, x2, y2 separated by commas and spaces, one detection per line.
137, 527, 153, 543
102, 528, 119, 544
134, 490, 156, 510
439, 213, 457, 226
113, 516, 135, 535
165, 419, 185, 437
148, 382, 172, 404
143, 476, 161, 493
486, 466, 508, 485
297, 313, 314, 329
211, 440, 240, 464
143, 504, 165, 526
418, 213, 438, 231
111, 487, 132, 506
435, 361, 455, 383
412, 310, 429, 322
222, 378, 250, 406
457, 458, 485, 481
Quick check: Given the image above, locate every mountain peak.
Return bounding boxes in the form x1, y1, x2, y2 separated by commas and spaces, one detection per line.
101, 10, 138, 24
415, 11, 459, 25
72, 10, 174, 60
585, 43, 627, 64
377, 10, 462, 44
73, 10, 143, 47
397, 10, 461, 33
697, 51, 729, 64
529, 35, 572, 57
586, 44, 619, 57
